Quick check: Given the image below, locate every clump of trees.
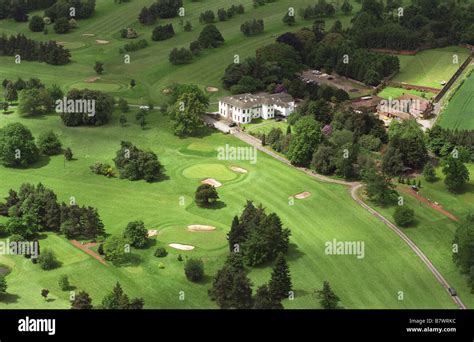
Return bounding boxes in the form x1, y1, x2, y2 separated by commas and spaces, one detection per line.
101, 282, 144, 309
0, 34, 71, 65
113, 141, 162, 182
199, 10, 215, 24
195, 184, 219, 207
44, 0, 96, 21
167, 84, 208, 137
138, 0, 183, 25
393, 206, 415, 227
37, 131, 62, 156
442, 155, 470, 193
89, 162, 114, 177
123, 221, 148, 248
240, 19, 264, 36
169, 47, 193, 65
198, 24, 225, 48
0, 123, 39, 167
382, 120, 428, 176
151, 24, 175, 41
227, 201, 291, 267
184, 258, 204, 282
120, 27, 138, 39
0, 183, 105, 241
59, 89, 115, 127
209, 250, 292, 309
119, 39, 148, 54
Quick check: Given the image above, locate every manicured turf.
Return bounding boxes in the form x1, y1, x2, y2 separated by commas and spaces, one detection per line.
0, 0, 466, 310
0, 109, 456, 309
377, 86, 436, 100
392, 47, 471, 89
0, 0, 360, 106
366, 165, 474, 308
438, 72, 474, 130
242, 118, 290, 135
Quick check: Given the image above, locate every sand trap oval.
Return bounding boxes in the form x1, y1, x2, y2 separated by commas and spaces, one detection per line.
85, 77, 100, 83
169, 243, 195, 251
206, 86, 219, 93
57, 41, 86, 49
148, 229, 158, 237
230, 166, 248, 174
187, 225, 216, 232
202, 178, 222, 187
82, 33, 95, 37
162, 88, 172, 94
96, 39, 110, 44
295, 191, 311, 199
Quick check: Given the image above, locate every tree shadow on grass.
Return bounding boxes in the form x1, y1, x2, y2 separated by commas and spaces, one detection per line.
206, 201, 227, 210
144, 239, 157, 249
286, 243, 305, 262
0, 293, 20, 304
114, 253, 142, 267
28, 155, 51, 169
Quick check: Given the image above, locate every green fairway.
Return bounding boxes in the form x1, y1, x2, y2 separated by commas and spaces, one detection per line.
0, 108, 457, 309
438, 72, 474, 130
0, 0, 469, 311
377, 86, 436, 100
366, 166, 474, 308
0, 0, 360, 105
392, 46, 470, 89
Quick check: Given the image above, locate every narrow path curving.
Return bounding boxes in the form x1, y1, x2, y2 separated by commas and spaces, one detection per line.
232, 130, 466, 309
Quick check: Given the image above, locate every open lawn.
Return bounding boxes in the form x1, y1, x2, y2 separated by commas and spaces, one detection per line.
392, 47, 471, 89
0, 0, 361, 106
438, 72, 474, 130
377, 86, 436, 100
0, 108, 457, 309
242, 118, 290, 135
365, 165, 474, 308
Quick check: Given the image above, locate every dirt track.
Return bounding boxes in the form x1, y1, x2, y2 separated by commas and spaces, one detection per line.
70, 240, 107, 266
398, 186, 460, 222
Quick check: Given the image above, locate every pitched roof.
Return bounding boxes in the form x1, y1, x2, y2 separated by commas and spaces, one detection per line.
219, 92, 294, 109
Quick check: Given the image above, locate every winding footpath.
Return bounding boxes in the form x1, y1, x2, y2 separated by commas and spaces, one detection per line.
233, 130, 467, 309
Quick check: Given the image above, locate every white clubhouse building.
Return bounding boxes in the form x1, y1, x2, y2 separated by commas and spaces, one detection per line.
218, 93, 295, 124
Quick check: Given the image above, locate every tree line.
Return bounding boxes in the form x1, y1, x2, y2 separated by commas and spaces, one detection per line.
0, 34, 71, 65
0, 182, 105, 240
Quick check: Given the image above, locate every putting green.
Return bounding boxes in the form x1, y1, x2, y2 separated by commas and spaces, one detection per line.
68, 82, 123, 92
157, 226, 227, 250
182, 163, 237, 181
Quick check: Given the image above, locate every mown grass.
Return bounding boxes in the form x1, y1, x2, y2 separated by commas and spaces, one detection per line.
0, 108, 456, 309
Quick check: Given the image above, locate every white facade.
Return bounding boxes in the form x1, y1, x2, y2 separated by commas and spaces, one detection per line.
218, 93, 295, 124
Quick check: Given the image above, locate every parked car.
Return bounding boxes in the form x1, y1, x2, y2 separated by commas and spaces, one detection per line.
229, 122, 237, 127
448, 287, 457, 296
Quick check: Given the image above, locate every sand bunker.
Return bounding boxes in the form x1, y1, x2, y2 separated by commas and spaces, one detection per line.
162, 88, 172, 94
295, 191, 311, 199
85, 77, 100, 83
230, 166, 248, 174
148, 229, 158, 237
206, 86, 219, 93
82, 33, 95, 37
169, 243, 195, 251
187, 225, 216, 232
202, 178, 222, 187
96, 39, 110, 45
